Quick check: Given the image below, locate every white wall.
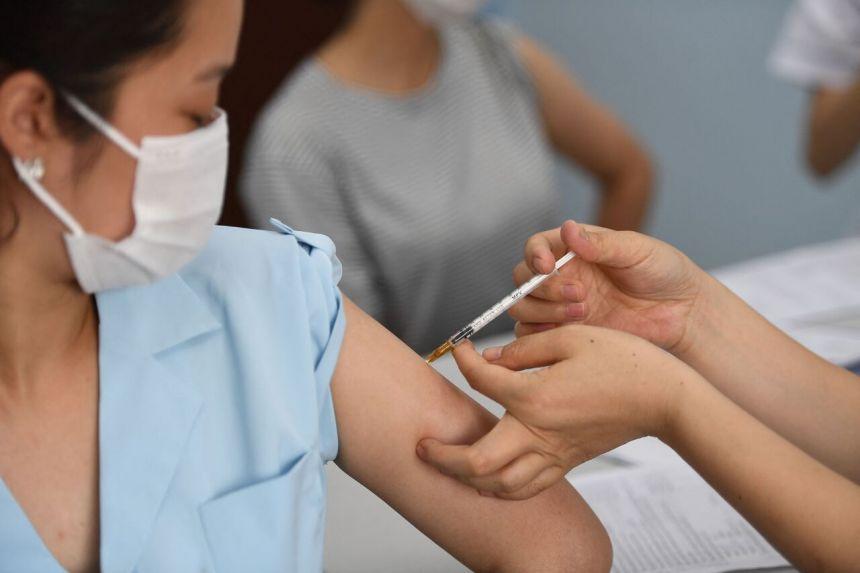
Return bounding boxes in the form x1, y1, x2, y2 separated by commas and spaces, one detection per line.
502, 0, 860, 269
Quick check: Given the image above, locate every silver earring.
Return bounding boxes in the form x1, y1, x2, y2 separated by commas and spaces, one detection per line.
22, 157, 45, 181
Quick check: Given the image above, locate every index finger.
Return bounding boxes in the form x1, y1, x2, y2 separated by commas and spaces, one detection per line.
524, 226, 568, 275
452, 341, 531, 406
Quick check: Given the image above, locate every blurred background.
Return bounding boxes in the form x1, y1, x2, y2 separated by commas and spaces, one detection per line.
220, 0, 860, 271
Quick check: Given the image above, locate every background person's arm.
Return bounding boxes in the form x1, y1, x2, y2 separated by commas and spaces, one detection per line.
515, 36, 654, 231
807, 82, 860, 177
331, 298, 612, 573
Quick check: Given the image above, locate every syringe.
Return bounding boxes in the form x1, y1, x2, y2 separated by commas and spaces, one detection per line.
425, 251, 576, 363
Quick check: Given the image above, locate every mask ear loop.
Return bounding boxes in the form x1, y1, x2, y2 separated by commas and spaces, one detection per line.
63, 94, 141, 160
12, 157, 86, 236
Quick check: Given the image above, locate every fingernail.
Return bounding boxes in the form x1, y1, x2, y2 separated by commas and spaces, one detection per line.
416, 442, 427, 458
566, 303, 586, 318
562, 284, 580, 300
483, 346, 503, 361
578, 226, 590, 242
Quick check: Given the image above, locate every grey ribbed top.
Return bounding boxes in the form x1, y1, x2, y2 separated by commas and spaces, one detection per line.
241, 19, 561, 353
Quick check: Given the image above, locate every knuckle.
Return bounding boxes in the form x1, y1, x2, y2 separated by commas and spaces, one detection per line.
498, 471, 522, 493
502, 341, 524, 362
534, 286, 554, 302
537, 279, 562, 301
525, 233, 543, 253
466, 451, 491, 476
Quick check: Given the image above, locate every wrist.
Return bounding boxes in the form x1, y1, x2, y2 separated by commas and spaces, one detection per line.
657, 364, 709, 448
672, 271, 736, 365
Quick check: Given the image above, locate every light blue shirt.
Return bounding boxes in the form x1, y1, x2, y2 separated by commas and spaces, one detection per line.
0, 221, 346, 573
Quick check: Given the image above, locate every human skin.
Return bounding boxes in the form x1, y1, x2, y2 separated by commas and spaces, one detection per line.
418, 220, 860, 571
806, 81, 860, 177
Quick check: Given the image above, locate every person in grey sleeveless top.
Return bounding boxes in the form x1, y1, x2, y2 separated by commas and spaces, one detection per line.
240, 0, 654, 353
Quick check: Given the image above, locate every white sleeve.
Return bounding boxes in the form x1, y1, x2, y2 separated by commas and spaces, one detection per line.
769, 0, 860, 89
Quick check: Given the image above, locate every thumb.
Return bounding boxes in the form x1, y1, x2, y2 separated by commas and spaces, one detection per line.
482, 328, 576, 371
562, 220, 652, 270
452, 340, 529, 406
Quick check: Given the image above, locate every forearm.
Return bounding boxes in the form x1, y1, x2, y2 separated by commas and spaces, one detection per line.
807, 81, 860, 177
677, 276, 860, 480
594, 154, 653, 231
664, 376, 860, 571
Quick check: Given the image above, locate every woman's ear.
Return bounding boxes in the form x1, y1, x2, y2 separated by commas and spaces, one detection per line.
0, 71, 62, 162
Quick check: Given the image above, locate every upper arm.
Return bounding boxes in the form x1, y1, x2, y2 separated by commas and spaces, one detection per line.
514, 35, 650, 182
331, 298, 611, 572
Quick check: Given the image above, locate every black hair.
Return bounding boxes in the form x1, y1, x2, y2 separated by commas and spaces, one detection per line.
0, 0, 188, 139
0, 0, 188, 239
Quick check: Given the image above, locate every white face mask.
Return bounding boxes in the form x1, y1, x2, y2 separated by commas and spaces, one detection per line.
13, 95, 229, 294
402, 0, 489, 25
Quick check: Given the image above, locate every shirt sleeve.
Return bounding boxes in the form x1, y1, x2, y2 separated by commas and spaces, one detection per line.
240, 104, 386, 321
271, 220, 347, 463
770, 0, 860, 89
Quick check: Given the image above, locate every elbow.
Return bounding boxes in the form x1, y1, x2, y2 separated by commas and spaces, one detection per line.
806, 144, 842, 180
613, 139, 656, 194
790, 537, 860, 573
804, 115, 852, 181
796, 553, 856, 573
601, 143, 658, 231
493, 535, 612, 573
563, 521, 613, 573
492, 487, 613, 573
633, 146, 658, 201
525, 520, 612, 573
572, 516, 613, 573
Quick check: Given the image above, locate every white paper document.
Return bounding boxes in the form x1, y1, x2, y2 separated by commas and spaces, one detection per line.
713, 237, 860, 365
569, 465, 789, 573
